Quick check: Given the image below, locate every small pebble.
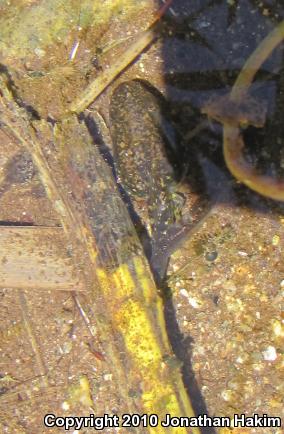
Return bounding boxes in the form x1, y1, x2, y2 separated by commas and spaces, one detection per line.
62, 401, 70, 410
188, 296, 202, 308
103, 373, 113, 381
34, 47, 46, 58
180, 288, 189, 298
221, 389, 233, 401
238, 251, 248, 257
271, 320, 283, 337
262, 346, 277, 361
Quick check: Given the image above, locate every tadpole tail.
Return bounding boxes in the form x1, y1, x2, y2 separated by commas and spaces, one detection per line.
149, 215, 209, 285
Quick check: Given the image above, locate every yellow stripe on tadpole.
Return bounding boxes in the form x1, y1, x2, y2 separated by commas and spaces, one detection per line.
96, 259, 200, 434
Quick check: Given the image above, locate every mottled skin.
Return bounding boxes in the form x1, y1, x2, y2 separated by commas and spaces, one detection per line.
110, 80, 184, 282
110, 80, 177, 198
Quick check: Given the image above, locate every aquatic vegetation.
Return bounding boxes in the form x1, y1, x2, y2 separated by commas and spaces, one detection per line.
203, 20, 284, 201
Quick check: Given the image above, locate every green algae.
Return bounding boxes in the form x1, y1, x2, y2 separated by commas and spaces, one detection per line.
0, 0, 150, 65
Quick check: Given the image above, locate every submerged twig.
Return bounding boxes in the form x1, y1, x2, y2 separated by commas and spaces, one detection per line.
0, 72, 200, 431
231, 20, 284, 101
17, 290, 48, 388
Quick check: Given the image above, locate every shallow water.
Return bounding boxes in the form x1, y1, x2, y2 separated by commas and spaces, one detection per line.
0, 1, 283, 432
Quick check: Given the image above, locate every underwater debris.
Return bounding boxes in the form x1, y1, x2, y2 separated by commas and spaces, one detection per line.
203, 20, 284, 201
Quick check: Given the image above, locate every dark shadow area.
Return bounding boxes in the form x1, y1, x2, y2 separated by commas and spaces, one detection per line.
163, 291, 215, 434
156, 0, 284, 429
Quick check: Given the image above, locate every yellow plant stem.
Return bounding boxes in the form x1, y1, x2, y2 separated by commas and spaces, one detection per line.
0, 74, 201, 433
